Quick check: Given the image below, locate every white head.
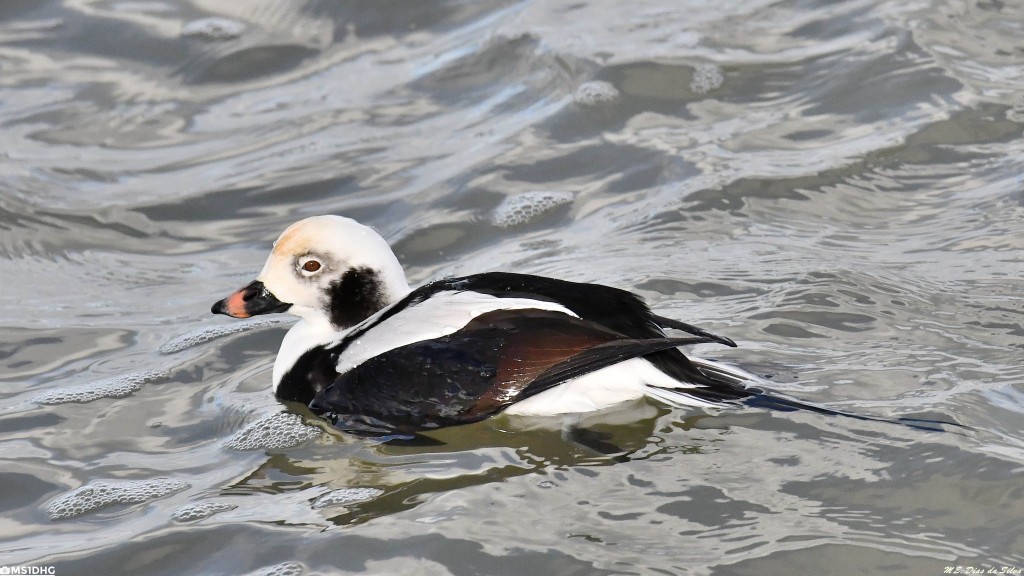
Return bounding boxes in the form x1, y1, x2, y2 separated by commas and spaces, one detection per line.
212, 215, 411, 329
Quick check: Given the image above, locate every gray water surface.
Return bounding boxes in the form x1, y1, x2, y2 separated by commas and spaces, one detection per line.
2, 1, 1023, 575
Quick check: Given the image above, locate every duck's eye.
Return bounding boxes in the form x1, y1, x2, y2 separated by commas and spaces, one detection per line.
301, 259, 321, 273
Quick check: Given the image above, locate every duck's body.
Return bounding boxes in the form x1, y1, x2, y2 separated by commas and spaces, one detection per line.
273, 272, 756, 434
211, 216, 762, 436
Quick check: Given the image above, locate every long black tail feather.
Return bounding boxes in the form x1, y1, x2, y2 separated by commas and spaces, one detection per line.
651, 314, 737, 348
741, 392, 968, 432
679, 357, 970, 433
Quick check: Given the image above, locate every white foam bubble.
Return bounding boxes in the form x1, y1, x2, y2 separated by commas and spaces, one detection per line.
160, 317, 289, 354
33, 370, 168, 405
312, 487, 384, 509
690, 63, 724, 95
46, 478, 189, 520
181, 17, 246, 40
573, 80, 620, 105
491, 191, 574, 228
243, 562, 304, 576
171, 501, 238, 522
225, 412, 321, 451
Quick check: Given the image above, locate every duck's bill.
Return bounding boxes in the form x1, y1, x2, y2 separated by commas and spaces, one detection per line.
211, 280, 291, 318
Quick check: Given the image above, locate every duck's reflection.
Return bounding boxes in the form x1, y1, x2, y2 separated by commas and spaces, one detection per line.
219, 400, 720, 527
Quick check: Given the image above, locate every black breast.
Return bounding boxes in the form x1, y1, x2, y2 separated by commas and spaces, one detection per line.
275, 345, 340, 405
309, 330, 504, 433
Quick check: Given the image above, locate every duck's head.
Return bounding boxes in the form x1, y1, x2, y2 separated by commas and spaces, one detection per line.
211, 215, 411, 329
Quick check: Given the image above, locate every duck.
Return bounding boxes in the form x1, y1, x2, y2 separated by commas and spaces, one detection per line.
210, 215, 941, 437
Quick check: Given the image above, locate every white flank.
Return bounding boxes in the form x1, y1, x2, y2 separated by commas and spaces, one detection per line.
505, 357, 723, 416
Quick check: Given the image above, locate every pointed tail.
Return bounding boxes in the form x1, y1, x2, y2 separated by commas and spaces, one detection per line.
655, 357, 968, 433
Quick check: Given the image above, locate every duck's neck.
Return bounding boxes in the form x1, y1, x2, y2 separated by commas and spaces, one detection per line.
272, 315, 340, 394
271, 271, 411, 397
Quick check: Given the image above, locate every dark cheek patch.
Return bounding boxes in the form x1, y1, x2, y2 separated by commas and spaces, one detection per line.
327, 267, 387, 328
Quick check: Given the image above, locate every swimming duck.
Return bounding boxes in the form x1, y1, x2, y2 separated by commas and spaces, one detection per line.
210, 215, 786, 436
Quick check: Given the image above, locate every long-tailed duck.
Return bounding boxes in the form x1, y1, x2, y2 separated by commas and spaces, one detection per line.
211, 215, 948, 436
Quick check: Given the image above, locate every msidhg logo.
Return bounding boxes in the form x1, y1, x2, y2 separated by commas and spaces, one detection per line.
0, 567, 56, 575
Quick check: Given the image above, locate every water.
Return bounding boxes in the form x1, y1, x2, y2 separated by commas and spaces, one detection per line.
2, 1, 1023, 574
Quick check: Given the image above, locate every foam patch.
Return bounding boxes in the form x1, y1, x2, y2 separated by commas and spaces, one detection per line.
171, 501, 238, 522
312, 487, 384, 509
181, 17, 246, 40
47, 478, 189, 520
160, 317, 288, 354
242, 562, 304, 576
225, 412, 321, 451
573, 80, 620, 105
690, 63, 724, 95
33, 370, 168, 405
491, 191, 574, 228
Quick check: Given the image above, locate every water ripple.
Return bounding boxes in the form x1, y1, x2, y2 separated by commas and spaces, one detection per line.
2, 0, 1023, 573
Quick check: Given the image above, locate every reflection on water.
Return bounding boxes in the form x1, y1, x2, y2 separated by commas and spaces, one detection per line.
2, 0, 1023, 574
